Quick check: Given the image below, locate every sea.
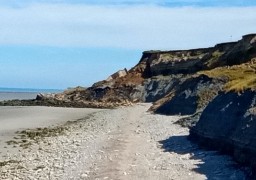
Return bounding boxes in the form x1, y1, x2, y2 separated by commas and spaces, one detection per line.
0, 88, 63, 101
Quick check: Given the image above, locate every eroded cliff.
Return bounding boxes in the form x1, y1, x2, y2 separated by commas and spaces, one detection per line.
1, 34, 255, 110
1, 33, 256, 173
189, 90, 256, 173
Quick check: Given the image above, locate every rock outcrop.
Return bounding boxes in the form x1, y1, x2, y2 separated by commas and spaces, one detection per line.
139, 37, 254, 78
190, 90, 256, 173
106, 68, 128, 81
153, 75, 225, 115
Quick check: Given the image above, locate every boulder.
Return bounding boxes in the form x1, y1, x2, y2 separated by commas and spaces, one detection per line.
106, 68, 128, 81
36, 93, 55, 100
36, 93, 44, 100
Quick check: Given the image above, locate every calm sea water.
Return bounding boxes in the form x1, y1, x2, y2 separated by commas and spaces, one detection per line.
0, 88, 63, 101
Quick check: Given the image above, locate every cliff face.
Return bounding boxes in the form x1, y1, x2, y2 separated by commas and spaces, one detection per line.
153, 75, 225, 115
1, 34, 255, 110
145, 34, 255, 116
190, 90, 256, 170
139, 33, 256, 78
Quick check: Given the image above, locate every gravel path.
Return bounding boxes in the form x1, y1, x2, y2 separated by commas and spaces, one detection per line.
0, 104, 247, 179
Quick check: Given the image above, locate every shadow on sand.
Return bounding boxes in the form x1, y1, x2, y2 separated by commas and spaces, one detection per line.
159, 135, 250, 180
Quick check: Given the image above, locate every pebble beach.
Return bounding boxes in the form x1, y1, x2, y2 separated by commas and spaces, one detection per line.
0, 104, 247, 179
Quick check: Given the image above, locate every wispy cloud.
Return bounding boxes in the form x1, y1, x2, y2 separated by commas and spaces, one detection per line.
0, 3, 256, 50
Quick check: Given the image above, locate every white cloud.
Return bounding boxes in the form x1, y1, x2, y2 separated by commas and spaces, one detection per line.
0, 4, 256, 50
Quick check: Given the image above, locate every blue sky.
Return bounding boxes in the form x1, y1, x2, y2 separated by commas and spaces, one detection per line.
0, 0, 256, 89
1, 0, 256, 7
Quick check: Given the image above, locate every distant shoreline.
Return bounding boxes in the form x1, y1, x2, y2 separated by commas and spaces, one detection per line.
0, 87, 63, 93
0, 92, 38, 101
0, 88, 63, 101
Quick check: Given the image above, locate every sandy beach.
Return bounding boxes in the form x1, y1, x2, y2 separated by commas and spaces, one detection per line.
0, 92, 39, 101
0, 106, 104, 160
0, 104, 247, 179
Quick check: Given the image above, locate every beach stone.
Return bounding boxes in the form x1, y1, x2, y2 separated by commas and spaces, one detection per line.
81, 173, 88, 178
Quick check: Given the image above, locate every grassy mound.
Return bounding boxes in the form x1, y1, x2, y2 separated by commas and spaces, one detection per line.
199, 59, 256, 92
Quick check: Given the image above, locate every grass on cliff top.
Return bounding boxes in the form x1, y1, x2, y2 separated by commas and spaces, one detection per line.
205, 50, 225, 68
198, 60, 256, 92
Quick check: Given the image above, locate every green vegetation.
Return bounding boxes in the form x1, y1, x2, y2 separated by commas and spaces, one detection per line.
6, 126, 68, 149
6, 140, 18, 145
18, 127, 67, 140
199, 61, 256, 92
5, 115, 93, 150
33, 165, 46, 171
0, 160, 20, 167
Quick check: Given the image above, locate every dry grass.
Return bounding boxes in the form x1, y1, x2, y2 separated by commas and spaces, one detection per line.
198, 60, 256, 92
205, 50, 224, 68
